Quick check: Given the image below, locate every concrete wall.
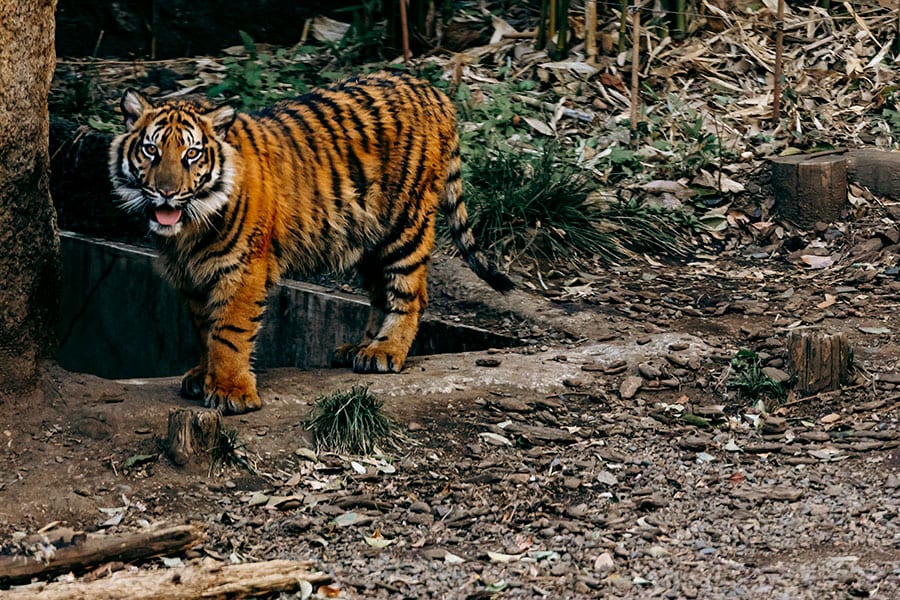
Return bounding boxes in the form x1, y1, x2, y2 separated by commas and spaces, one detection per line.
57, 232, 515, 379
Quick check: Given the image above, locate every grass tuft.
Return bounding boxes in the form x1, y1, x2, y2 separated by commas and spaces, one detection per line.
727, 349, 787, 409
307, 386, 395, 455
461, 144, 696, 265
463, 144, 619, 264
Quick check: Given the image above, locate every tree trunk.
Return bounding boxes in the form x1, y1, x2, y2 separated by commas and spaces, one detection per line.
0, 0, 60, 395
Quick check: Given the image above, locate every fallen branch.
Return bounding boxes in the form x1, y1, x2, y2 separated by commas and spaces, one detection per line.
510, 94, 596, 123
3, 559, 331, 600
0, 525, 203, 588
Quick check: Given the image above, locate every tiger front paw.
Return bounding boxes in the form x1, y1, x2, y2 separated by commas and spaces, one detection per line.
352, 343, 406, 374
180, 365, 207, 400
331, 343, 361, 368
204, 371, 262, 414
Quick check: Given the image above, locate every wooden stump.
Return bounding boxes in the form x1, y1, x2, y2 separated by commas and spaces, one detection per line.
787, 331, 851, 396
772, 153, 848, 227
845, 149, 900, 200
166, 408, 223, 469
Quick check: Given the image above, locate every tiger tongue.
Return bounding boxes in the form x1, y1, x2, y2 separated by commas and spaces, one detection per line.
155, 206, 183, 226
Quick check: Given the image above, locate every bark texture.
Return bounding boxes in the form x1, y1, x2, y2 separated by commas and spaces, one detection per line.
771, 153, 848, 227
0, 0, 61, 394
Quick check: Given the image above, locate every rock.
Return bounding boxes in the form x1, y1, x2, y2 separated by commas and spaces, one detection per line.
849, 238, 883, 256
762, 367, 790, 383
495, 397, 532, 412
678, 436, 710, 451
637, 362, 662, 380
620, 376, 643, 399
761, 416, 787, 435
594, 552, 615, 572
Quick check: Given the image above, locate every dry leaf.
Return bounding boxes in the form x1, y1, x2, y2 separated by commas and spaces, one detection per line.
801, 255, 834, 269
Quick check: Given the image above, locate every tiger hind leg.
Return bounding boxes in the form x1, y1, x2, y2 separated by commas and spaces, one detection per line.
352, 255, 430, 374
331, 301, 385, 367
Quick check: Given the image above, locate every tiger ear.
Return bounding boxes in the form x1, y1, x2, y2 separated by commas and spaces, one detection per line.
121, 88, 151, 130
206, 105, 236, 136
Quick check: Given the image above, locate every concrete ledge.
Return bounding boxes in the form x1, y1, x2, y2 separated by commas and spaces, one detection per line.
57, 232, 518, 379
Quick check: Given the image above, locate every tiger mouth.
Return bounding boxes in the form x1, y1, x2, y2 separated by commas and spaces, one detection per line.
150, 205, 184, 227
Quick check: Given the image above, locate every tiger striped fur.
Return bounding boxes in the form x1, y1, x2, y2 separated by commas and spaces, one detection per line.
109, 71, 513, 414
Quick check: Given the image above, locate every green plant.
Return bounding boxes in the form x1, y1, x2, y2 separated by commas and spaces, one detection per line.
462, 143, 621, 264
206, 31, 327, 110
599, 197, 698, 259
307, 386, 395, 455
727, 349, 787, 409
211, 427, 255, 475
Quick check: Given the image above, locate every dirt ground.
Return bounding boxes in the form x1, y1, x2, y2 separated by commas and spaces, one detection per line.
2, 224, 900, 599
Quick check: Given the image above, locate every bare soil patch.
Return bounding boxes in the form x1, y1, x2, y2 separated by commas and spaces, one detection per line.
3, 236, 900, 598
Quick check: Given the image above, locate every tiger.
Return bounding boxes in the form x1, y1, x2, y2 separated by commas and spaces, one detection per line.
108, 71, 513, 414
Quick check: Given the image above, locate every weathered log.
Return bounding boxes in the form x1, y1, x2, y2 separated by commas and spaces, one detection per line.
0, 525, 202, 588
3, 558, 331, 600
772, 153, 848, 227
787, 330, 851, 395
845, 149, 900, 200
166, 408, 223, 468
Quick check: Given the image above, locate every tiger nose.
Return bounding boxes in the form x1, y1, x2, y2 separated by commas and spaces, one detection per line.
158, 188, 177, 199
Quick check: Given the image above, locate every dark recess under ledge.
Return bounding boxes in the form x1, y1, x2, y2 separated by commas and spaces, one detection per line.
58, 232, 520, 380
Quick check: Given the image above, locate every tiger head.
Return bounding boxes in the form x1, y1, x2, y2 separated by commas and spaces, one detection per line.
109, 89, 237, 237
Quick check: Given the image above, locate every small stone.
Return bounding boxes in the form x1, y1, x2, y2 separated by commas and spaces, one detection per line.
762, 367, 790, 383
475, 358, 501, 368
850, 238, 883, 256
637, 362, 662, 379
409, 501, 430, 513
496, 397, 531, 412
620, 376, 643, 399
564, 477, 582, 490
761, 416, 787, 435
594, 552, 615, 571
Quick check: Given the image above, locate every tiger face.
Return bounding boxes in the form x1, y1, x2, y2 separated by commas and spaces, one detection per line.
109, 90, 237, 237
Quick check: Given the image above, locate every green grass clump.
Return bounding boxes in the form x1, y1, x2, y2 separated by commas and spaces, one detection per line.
727, 349, 787, 409
462, 144, 696, 265
463, 145, 620, 264
307, 386, 394, 455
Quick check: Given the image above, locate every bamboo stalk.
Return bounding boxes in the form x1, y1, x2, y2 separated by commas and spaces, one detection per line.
399, 0, 411, 63
675, 0, 686, 40
537, 0, 550, 49
554, 0, 571, 59
772, 0, 785, 120
549, 0, 558, 46
630, 4, 640, 135
585, 0, 597, 62
618, 0, 629, 54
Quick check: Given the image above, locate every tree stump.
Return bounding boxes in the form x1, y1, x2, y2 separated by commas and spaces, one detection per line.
166, 408, 223, 469
772, 153, 848, 227
787, 331, 851, 396
845, 149, 900, 200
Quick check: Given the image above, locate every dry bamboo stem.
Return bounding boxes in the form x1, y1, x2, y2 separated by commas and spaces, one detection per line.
399, 0, 411, 63
585, 0, 598, 62
772, 0, 785, 120
630, 4, 641, 134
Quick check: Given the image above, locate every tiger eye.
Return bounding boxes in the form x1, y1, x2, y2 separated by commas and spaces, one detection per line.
185, 148, 201, 160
